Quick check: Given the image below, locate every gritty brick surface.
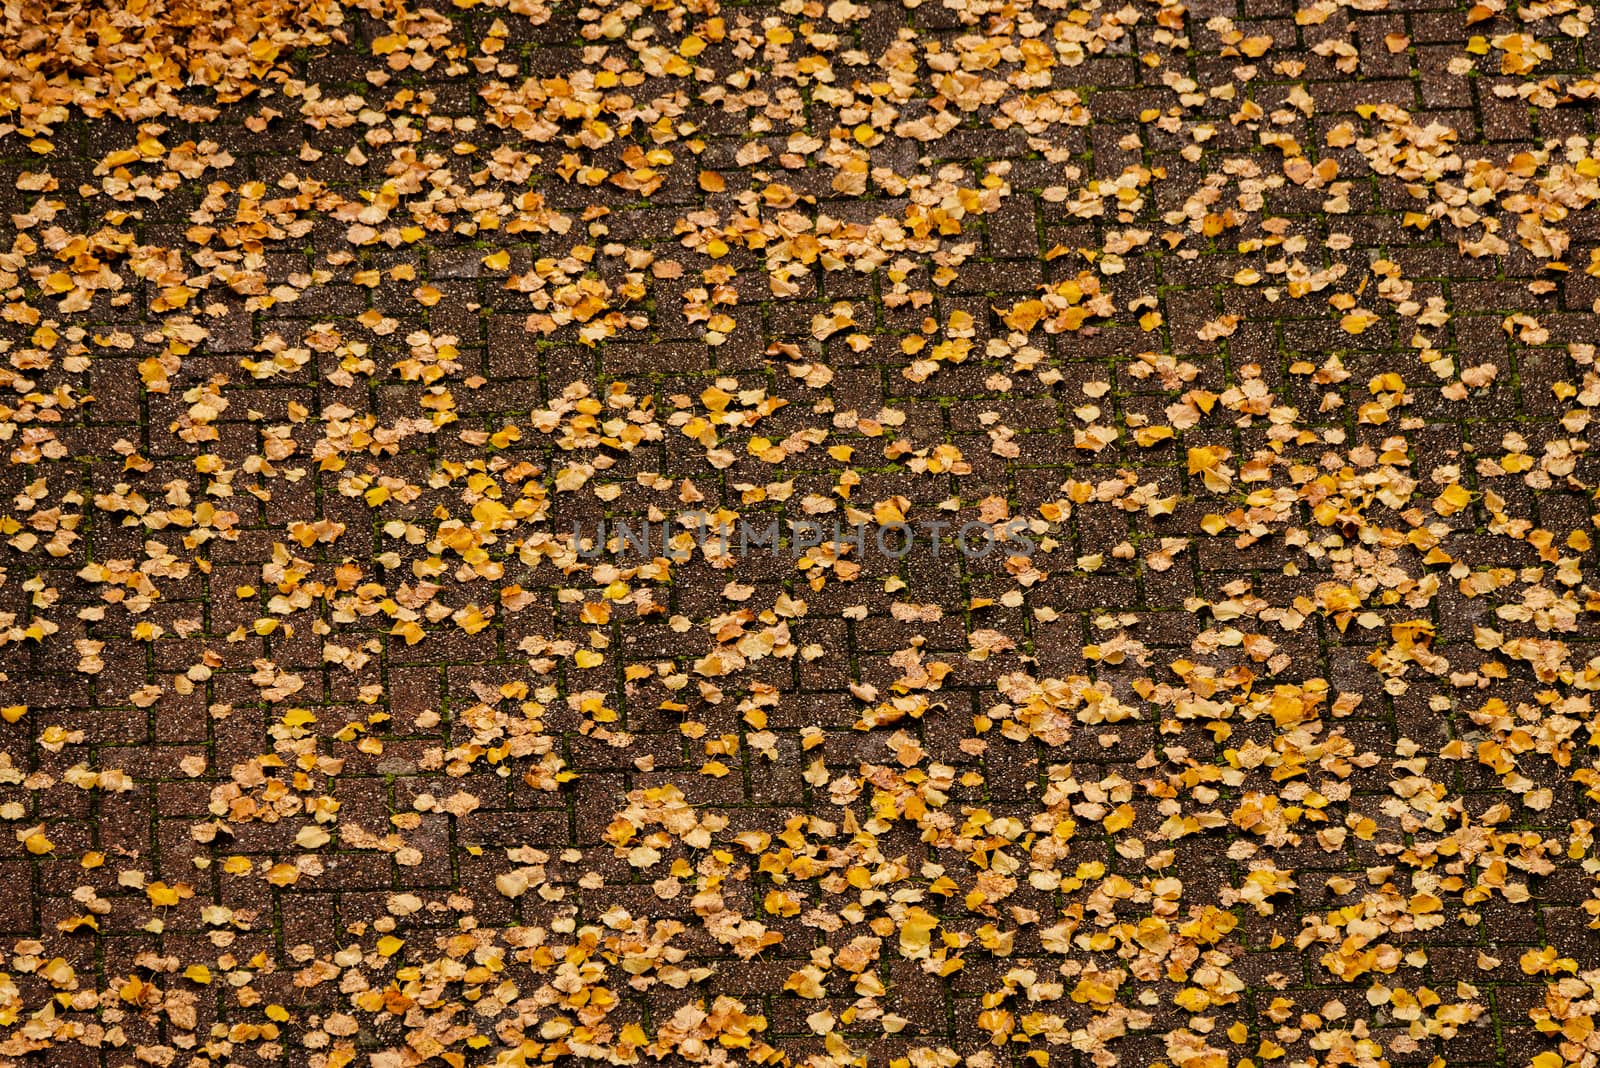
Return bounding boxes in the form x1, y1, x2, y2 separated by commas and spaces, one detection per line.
0, 0, 1598, 1066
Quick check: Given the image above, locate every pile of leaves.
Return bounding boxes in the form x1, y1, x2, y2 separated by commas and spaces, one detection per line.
0, 0, 371, 129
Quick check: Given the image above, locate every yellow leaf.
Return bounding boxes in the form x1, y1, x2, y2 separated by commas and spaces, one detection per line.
785, 966, 827, 998
764, 890, 800, 916
1341, 311, 1376, 334
900, 907, 938, 955
1071, 978, 1116, 1006
265, 863, 299, 887
1434, 483, 1474, 516
1135, 426, 1174, 447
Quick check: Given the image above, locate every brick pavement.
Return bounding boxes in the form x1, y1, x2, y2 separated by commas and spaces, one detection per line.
0, 0, 1597, 1065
